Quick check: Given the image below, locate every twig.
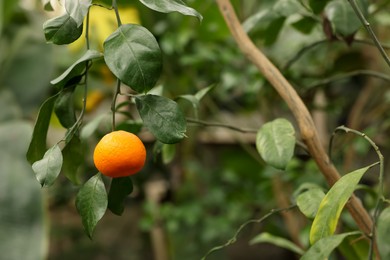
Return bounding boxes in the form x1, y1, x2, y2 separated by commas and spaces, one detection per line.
283, 38, 390, 71
186, 117, 257, 134
186, 117, 308, 151
283, 39, 328, 70
215, 0, 375, 247
307, 69, 390, 89
329, 126, 384, 260
201, 205, 297, 260
348, 0, 390, 69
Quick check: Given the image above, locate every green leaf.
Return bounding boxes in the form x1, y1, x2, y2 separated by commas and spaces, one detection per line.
108, 177, 133, 216
309, 165, 371, 244
273, 0, 303, 17
291, 16, 318, 34
194, 84, 214, 101
302, 232, 360, 260
65, 0, 92, 27
42, 0, 54, 11
116, 120, 143, 133
76, 173, 108, 239
309, 0, 331, 14
104, 24, 162, 93
176, 85, 214, 113
296, 187, 325, 219
51, 50, 103, 88
256, 118, 296, 170
32, 144, 63, 187
162, 143, 176, 164
54, 87, 76, 128
26, 94, 59, 164
325, 0, 368, 37
43, 13, 83, 45
139, 0, 202, 21
62, 135, 83, 184
80, 114, 108, 140
136, 94, 186, 144
264, 17, 286, 46
377, 207, 390, 259
250, 232, 305, 255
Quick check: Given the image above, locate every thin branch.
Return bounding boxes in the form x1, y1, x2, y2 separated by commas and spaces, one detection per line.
348, 0, 390, 69
215, 0, 375, 247
186, 117, 308, 151
329, 126, 384, 260
283, 39, 328, 70
283, 38, 390, 71
307, 70, 390, 89
201, 205, 297, 260
186, 117, 257, 134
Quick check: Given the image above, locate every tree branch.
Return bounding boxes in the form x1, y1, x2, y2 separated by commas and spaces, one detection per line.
215, 0, 376, 251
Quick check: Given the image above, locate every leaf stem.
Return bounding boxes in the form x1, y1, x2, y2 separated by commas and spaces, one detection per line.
111, 79, 121, 131
112, 0, 122, 27
201, 205, 297, 260
348, 0, 390, 69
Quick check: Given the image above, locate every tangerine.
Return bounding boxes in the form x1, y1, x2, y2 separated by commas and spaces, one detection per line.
93, 130, 146, 177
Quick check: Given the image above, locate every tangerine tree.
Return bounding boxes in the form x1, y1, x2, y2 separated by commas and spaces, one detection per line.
19, 0, 390, 259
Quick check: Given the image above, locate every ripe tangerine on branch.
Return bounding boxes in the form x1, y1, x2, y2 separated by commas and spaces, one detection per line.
93, 130, 146, 178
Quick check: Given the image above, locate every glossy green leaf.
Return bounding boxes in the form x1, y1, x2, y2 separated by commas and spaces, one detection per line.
310, 165, 371, 244
325, 0, 368, 37
104, 24, 162, 93
26, 94, 59, 164
32, 144, 63, 187
302, 232, 360, 260
139, 0, 202, 21
54, 87, 76, 128
250, 232, 305, 255
108, 177, 133, 216
256, 118, 295, 170
136, 94, 186, 144
377, 207, 390, 259
65, 0, 92, 27
62, 135, 83, 184
51, 50, 103, 87
76, 173, 107, 239
43, 13, 83, 45
296, 187, 325, 219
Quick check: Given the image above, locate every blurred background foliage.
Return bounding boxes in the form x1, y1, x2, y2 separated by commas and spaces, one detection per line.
1, 0, 390, 259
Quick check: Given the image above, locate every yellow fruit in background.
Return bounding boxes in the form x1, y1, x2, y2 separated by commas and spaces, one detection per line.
68, 6, 140, 52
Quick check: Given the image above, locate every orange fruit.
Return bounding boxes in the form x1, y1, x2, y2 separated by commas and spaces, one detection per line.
93, 131, 146, 178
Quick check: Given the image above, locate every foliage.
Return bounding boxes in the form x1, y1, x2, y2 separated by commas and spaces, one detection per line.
2, 0, 390, 259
